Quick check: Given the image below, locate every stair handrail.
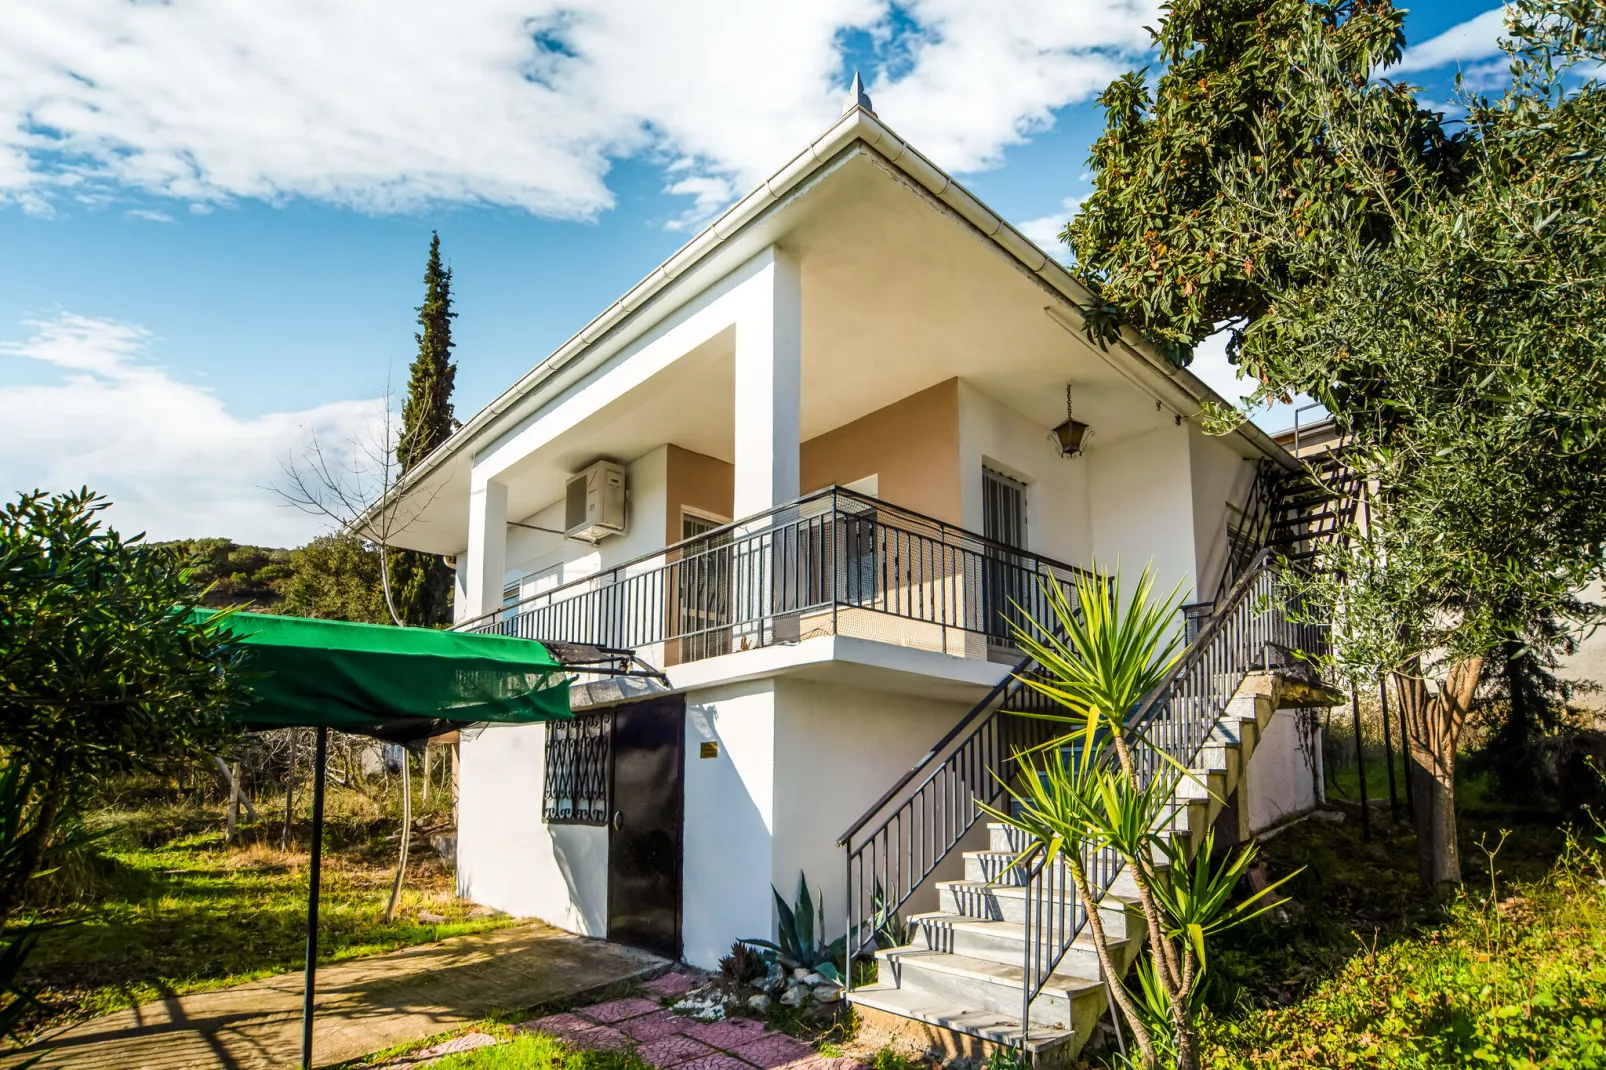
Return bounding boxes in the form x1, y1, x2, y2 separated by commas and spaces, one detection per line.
1015, 547, 1326, 1039
837, 611, 1082, 973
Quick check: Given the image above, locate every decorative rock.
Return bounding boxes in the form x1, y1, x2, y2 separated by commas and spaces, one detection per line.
791, 967, 812, 981
417, 911, 448, 923
746, 993, 772, 1013
812, 983, 842, 1003
764, 961, 785, 990
672, 994, 728, 1021
779, 984, 809, 1008
803, 1001, 838, 1024
801, 972, 826, 986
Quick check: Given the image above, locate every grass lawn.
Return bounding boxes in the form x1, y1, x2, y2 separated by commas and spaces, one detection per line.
14, 796, 519, 1039
429, 1034, 651, 1070
1196, 802, 1606, 1068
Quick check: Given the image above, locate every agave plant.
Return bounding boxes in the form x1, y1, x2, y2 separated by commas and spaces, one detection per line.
741, 872, 846, 980
870, 880, 911, 950
717, 939, 767, 986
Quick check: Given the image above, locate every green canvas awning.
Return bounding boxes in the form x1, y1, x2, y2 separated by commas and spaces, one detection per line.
188, 612, 574, 1068
195, 610, 572, 742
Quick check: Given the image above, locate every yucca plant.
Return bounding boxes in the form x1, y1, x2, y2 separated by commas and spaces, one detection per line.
980, 565, 1294, 1070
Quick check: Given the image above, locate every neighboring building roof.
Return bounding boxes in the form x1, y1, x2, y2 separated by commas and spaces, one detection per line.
1270, 414, 1341, 459
389, 97, 1299, 511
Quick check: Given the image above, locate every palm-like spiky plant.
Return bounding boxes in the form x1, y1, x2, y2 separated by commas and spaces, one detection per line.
980, 565, 1294, 1070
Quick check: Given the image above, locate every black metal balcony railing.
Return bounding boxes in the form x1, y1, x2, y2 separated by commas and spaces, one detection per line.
456, 487, 1098, 666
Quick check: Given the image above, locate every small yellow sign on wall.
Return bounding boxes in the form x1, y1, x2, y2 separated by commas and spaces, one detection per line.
699, 741, 719, 759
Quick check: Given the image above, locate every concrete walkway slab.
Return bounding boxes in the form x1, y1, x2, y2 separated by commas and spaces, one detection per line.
7, 922, 667, 1070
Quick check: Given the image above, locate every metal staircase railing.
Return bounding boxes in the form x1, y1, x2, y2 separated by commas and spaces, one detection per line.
1014, 548, 1328, 1038
838, 452, 1345, 1042
836, 631, 1077, 969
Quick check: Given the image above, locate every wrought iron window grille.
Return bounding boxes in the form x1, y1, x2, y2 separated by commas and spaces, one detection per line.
543, 712, 612, 825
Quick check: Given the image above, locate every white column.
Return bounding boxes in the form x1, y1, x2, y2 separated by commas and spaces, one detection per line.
450, 554, 471, 624
732, 247, 802, 519
464, 477, 508, 621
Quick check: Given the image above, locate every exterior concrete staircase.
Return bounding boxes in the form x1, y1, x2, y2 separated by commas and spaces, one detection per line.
848, 669, 1338, 1064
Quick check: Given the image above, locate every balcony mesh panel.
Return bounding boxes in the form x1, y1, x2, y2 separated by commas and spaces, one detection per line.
543, 712, 611, 825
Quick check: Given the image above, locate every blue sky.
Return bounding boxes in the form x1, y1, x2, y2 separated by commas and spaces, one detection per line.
0, 1, 1510, 544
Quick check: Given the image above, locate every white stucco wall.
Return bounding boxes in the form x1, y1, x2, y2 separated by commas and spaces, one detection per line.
682, 680, 779, 969
1084, 422, 1199, 601
678, 675, 976, 969
955, 380, 1092, 567
455, 722, 609, 936
457, 247, 789, 621
1187, 427, 1256, 604
770, 678, 974, 945
1245, 710, 1323, 833
503, 445, 670, 589
1557, 580, 1606, 713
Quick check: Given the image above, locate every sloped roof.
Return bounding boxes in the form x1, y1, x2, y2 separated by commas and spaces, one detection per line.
388, 104, 1296, 511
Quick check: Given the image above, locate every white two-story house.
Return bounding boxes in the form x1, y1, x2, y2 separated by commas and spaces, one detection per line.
384, 83, 1330, 1059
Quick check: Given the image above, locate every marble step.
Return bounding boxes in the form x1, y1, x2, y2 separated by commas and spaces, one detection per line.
873, 946, 1104, 1027
937, 879, 1138, 937
846, 982, 1081, 1055
908, 910, 1124, 979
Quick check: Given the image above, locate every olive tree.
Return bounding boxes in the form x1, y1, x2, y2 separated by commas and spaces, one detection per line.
1065, 0, 1606, 888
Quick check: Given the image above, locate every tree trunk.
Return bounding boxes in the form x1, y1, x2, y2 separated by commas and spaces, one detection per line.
1172, 947, 1200, 1070
1393, 656, 1483, 891
212, 756, 260, 823
384, 751, 412, 922
1068, 860, 1157, 1069
451, 742, 460, 823
226, 760, 242, 843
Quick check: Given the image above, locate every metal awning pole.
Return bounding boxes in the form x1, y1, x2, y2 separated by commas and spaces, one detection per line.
302, 725, 329, 1070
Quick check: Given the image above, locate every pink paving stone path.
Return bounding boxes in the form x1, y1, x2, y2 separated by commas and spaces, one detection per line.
518, 974, 868, 1070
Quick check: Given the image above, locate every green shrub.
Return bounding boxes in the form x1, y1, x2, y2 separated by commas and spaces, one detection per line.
1199, 829, 1606, 1068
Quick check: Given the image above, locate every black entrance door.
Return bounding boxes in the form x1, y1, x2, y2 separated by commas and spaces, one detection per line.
607, 695, 685, 959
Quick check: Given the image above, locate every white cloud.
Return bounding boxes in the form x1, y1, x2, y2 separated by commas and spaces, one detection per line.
1393, 7, 1509, 76
872, 0, 1157, 173
1016, 194, 1086, 260
1188, 328, 1323, 434
0, 0, 1157, 224
0, 312, 383, 546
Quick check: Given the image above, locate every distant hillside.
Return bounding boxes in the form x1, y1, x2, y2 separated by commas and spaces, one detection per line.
154, 538, 293, 610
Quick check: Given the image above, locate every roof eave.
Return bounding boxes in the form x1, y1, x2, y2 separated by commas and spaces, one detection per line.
384, 107, 1296, 514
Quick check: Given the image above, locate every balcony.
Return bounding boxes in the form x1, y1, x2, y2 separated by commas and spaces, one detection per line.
457, 488, 1093, 671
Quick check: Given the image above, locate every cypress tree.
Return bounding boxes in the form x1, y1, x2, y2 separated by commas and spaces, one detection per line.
390, 231, 458, 626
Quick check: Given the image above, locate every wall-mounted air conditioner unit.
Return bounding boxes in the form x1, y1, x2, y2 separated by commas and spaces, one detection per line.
565, 460, 627, 542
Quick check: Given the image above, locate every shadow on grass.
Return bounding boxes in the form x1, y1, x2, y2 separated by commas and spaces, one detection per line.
13, 804, 517, 1040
